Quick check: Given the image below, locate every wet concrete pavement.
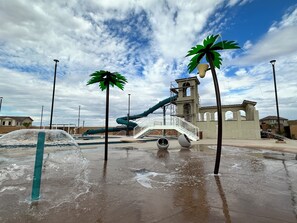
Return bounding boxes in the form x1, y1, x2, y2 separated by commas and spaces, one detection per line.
1, 140, 297, 222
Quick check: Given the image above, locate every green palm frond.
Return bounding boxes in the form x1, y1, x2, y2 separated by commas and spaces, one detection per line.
87, 70, 109, 85
207, 51, 222, 69
203, 34, 219, 48
187, 54, 199, 73
87, 70, 128, 91
114, 72, 128, 83
109, 73, 127, 90
211, 40, 240, 51
187, 53, 205, 73
99, 81, 107, 91
186, 34, 240, 73
115, 81, 127, 90
186, 44, 204, 57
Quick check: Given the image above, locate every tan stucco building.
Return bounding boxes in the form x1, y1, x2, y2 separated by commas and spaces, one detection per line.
0, 116, 33, 127
0, 116, 34, 134
288, 120, 297, 139
171, 77, 261, 139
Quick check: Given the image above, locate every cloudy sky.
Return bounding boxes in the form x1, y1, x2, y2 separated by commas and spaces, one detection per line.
0, 0, 297, 127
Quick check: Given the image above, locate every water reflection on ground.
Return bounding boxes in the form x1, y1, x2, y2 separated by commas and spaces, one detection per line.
0, 143, 296, 222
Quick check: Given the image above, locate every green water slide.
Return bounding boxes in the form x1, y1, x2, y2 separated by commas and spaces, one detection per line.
83, 95, 177, 135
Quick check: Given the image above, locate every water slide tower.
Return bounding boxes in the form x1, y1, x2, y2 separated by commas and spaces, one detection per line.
171, 77, 200, 124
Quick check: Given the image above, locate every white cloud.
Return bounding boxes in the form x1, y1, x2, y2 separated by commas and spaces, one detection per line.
146, 0, 220, 59
0, 0, 230, 127
243, 40, 252, 50
227, 0, 252, 7
0, 0, 296, 130
223, 5, 297, 119
199, 55, 297, 120
237, 6, 297, 65
269, 5, 297, 31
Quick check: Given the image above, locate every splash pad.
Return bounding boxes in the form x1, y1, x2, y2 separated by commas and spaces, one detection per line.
1, 133, 297, 222
0, 130, 90, 222
0, 129, 78, 148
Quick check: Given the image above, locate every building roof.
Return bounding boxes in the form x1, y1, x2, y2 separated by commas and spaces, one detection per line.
175, 76, 200, 84
260, 116, 288, 121
200, 100, 257, 110
242, 100, 257, 106
0, 116, 33, 121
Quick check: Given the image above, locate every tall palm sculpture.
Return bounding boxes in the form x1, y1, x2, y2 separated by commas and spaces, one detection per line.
87, 70, 128, 161
186, 34, 240, 174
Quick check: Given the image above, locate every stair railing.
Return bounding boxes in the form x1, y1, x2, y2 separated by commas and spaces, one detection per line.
133, 116, 199, 139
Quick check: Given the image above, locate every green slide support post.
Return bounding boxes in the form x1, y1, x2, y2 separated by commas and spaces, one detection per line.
31, 131, 46, 201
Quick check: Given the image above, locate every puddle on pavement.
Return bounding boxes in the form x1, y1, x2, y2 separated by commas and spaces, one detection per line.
0, 143, 296, 222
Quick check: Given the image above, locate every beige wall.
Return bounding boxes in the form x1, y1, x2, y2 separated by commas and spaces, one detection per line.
288, 121, 297, 139
290, 126, 297, 139
173, 77, 261, 140
197, 110, 261, 139
0, 117, 33, 127
0, 118, 15, 126
0, 126, 34, 134
22, 118, 33, 125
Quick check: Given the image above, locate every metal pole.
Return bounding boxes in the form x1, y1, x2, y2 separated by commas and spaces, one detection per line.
270, 60, 281, 134
163, 106, 166, 136
31, 132, 45, 201
207, 53, 222, 175
78, 105, 81, 134
49, 59, 59, 129
40, 105, 44, 129
104, 84, 110, 161
0, 97, 3, 112
126, 94, 131, 136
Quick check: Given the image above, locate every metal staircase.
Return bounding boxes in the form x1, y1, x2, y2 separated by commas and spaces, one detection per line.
133, 116, 199, 141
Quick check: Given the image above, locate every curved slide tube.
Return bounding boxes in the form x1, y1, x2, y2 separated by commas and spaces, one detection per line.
84, 95, 177, 135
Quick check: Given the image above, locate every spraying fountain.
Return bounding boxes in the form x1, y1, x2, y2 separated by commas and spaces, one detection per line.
0, 129, 90, 220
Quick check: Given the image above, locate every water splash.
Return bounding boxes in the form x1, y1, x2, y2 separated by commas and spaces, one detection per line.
0, 129, 78, 147
0, 129, 92, 221
131, 168, 185, 189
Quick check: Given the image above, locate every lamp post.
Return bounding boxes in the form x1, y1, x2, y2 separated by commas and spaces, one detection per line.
78, 105, 81, 134
126, 94, 131, 136
162, 106, 166, 136
270, 59, 281, 135
0, 97, 3, 112
40, 105, 44, 129
49, 59, 59, 129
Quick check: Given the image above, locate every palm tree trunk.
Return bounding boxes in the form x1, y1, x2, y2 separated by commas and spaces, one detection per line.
206, 53, 222, 174
104, 83, 110, 161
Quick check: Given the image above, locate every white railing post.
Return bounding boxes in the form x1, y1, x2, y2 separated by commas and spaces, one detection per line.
173, 116, 199, 139
132, 115, 199, 140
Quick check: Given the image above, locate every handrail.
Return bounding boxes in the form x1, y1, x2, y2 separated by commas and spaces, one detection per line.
174, 117, 199, 138
133, 116, 199, 139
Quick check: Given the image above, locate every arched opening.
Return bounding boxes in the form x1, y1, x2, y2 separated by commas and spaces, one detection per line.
183, 103, 191, 122
225, 111, 234, 121
182, 82, 191, 97
213, 112, 218, 121
204, 112, 211, 121
239, 110, 246, 120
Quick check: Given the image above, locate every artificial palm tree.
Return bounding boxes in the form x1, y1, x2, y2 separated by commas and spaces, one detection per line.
87, 70, 127, 161
186, 34, 240, 174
